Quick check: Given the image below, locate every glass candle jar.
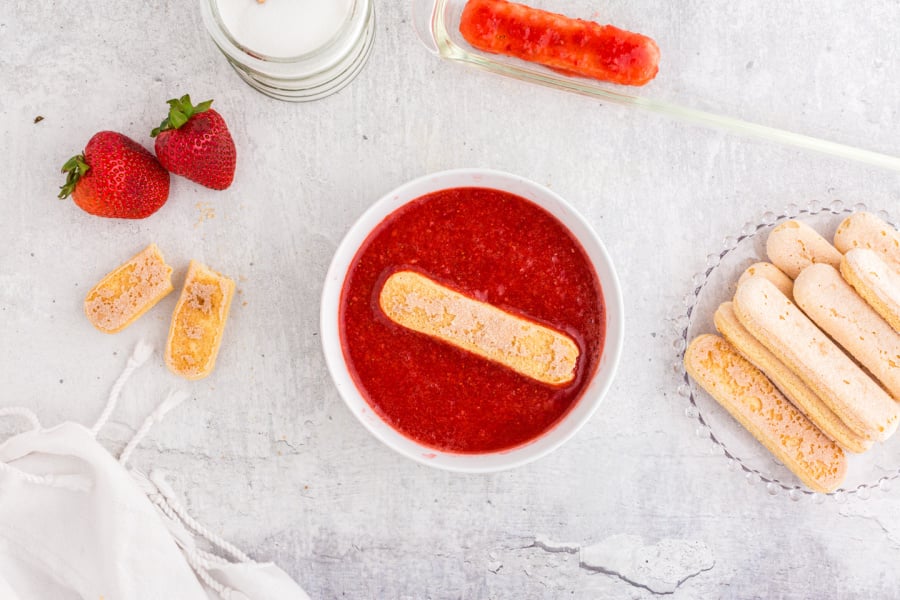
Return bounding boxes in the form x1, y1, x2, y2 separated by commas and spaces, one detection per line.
200, 0, 375, 102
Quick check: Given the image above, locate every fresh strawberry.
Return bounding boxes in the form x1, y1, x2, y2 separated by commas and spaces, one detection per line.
59, 131, 170, 219
151, 94, 236, 190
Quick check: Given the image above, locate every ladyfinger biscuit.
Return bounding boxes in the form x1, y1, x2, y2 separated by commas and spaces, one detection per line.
733, 277, 898, 441
684, 334, 847, 493
842, 248, 900, 333
84, 244, 173, 334
834, 212, 900, 266
379, 270, 579, 386
794, 263, 900, 401
165, 261, 235, 380
766, 220, 842, 279
737, 262, 794, 301
714, 302, 870, 453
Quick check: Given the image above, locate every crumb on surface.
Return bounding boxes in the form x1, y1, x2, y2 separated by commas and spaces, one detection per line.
194, 202, 216, 228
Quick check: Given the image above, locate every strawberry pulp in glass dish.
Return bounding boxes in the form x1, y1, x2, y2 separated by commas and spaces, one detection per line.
459, 0, 660, 87
339, 187, 606, 453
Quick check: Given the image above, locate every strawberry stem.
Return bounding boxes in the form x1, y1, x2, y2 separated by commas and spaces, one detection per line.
151, 94, 214, 137
58, 154, 90, 199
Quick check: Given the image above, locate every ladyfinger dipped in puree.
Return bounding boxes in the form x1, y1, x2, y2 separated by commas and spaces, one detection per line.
714, 302, 870, 453
834, 211, 900, 266
84, 243, 173, 333
842, 249, 900, 333
379, 270, 579, 386
766, 220, 842, 279
737, 262, 794, 301
165, 261, 234, 380
684, 335, 847, 493
794, 263, 900, 401
733, 277, 898, 441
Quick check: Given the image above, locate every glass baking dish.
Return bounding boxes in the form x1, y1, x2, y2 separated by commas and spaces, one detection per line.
412, 0, 900, 171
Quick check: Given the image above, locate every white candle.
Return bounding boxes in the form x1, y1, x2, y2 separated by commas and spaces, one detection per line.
215, 0, 354, 58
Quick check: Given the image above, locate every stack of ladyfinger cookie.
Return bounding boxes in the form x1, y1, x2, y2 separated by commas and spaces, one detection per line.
685, 212, 900, 493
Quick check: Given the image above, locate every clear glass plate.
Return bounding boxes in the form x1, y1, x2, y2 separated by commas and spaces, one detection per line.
412, 0, 900, 172
674, 200, 900, 502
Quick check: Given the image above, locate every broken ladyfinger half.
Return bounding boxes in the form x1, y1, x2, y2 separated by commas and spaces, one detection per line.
84, 243, 173, 333
165, 260, 235, 380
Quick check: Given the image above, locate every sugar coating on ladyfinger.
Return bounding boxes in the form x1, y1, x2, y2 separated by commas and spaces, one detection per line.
379, 270, 579, 386
733, 277, 898, 442
684, 334, 847, 493
794, 263, 900, 402
766, 220, 842, 279
84, 244, 174, 334
842, 249, 900, 333
714, 302, 870, 454
737, 262, 794, 301
834, 212, 900, 266
165, 261, 235, 381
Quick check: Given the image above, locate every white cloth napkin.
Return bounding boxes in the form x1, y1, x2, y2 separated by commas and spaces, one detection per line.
0, 342, 309, 600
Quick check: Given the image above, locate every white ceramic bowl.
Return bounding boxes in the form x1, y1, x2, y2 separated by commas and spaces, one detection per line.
320, 168, 624, 472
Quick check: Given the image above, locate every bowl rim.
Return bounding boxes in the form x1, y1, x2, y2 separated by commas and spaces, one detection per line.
319, 168, 624, 472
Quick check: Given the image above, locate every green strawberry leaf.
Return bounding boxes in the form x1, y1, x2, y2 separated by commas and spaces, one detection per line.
58, 154, 90, 199
151, 93, 214, 137
169, 108, 188, 129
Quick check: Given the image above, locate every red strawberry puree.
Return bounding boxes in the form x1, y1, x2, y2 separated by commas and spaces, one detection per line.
339, 187, 605, 453
459, 0, 660, 87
